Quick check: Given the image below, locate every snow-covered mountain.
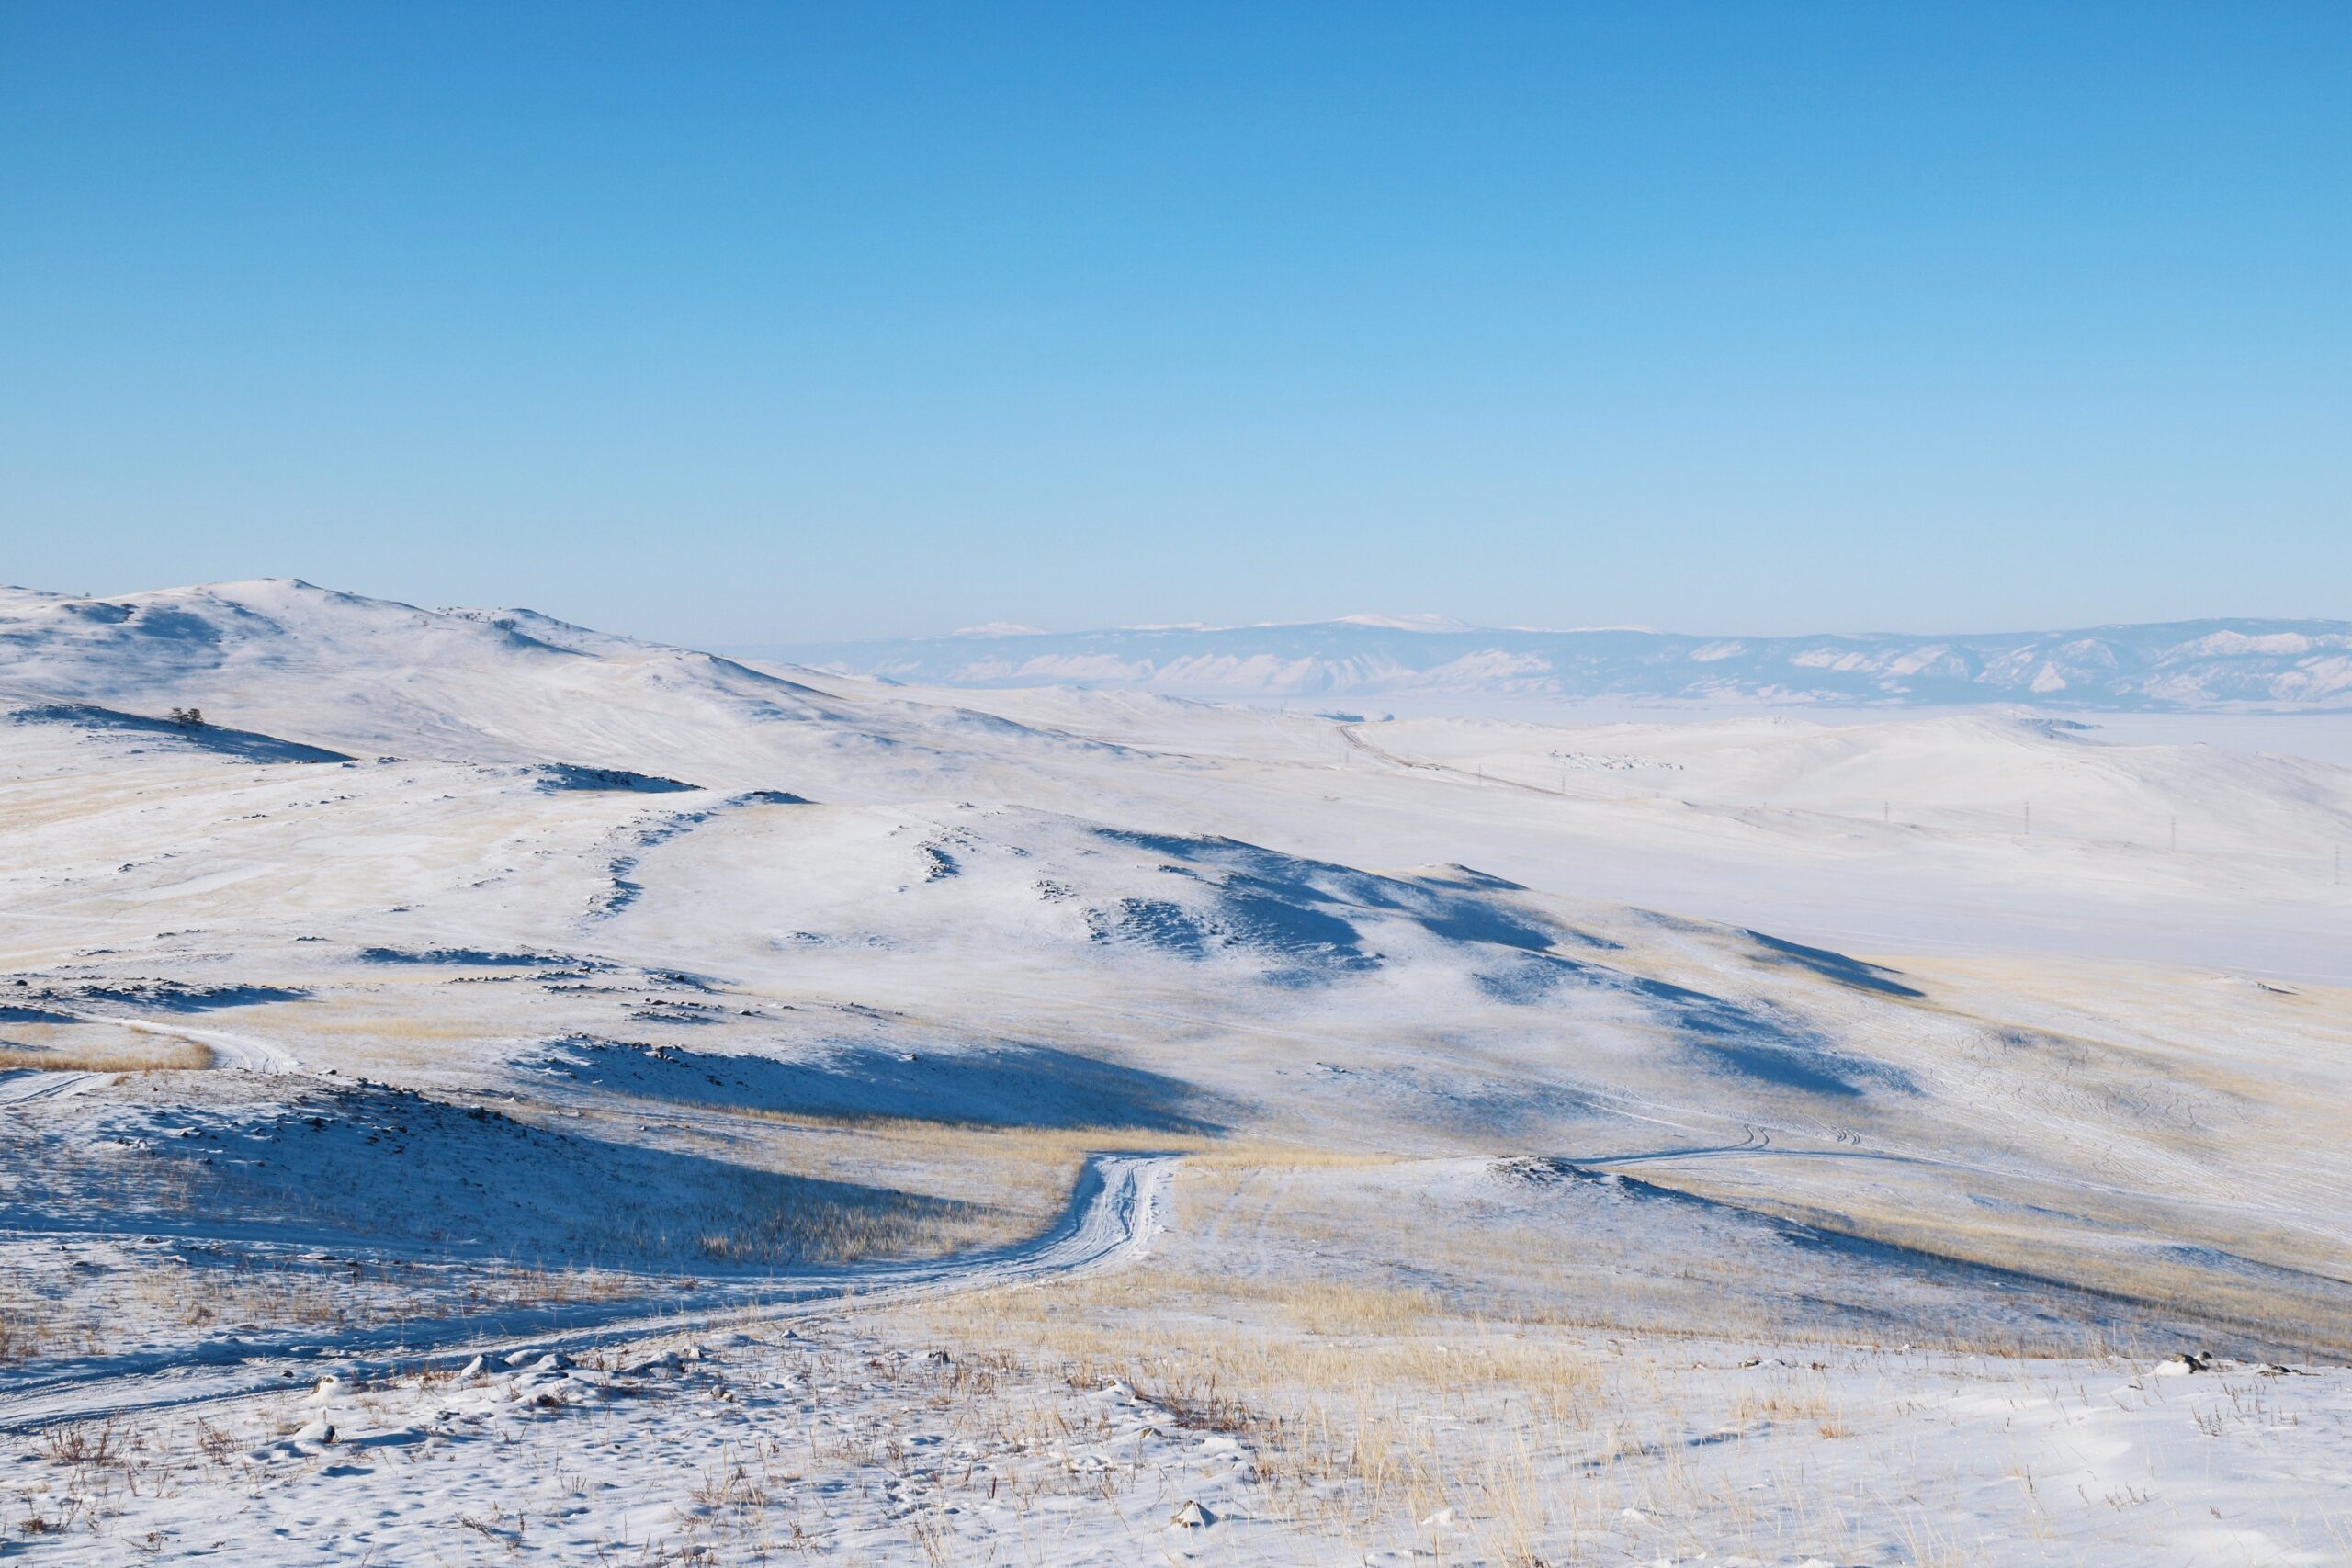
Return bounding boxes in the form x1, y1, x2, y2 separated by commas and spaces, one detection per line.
746, 616, 2352, 711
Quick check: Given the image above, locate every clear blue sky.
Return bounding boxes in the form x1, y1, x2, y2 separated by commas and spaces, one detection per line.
3, 2, 2345, 643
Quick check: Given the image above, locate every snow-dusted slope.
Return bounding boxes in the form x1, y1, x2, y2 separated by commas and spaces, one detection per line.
5, 579, 2352, 1564
0, 579, 1130, 799
1354, 711, 2352, 859
751, 615, 2352, 710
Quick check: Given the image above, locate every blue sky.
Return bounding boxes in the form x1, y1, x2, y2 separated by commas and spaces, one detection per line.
2, 2, 2345, 642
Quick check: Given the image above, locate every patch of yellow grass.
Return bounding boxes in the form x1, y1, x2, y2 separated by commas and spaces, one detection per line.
244, 1006, 491, 1043
547, 1101, 1410, 1252
0, 1040, 209, 1073
878, 1266, 1602, 1547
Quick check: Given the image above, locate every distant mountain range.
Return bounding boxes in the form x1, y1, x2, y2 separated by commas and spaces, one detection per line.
740, 617, 2352, 712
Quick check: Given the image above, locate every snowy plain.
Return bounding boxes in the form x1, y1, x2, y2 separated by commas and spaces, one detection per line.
0, 579, 2347, 1565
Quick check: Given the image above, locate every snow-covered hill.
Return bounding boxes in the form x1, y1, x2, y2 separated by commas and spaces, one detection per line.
4, 579, 2350, 1565
0, 579, 1131, 799
750, 615, 2352, 711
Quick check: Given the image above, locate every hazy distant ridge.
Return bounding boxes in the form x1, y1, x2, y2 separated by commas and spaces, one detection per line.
748, 618, 2352, 711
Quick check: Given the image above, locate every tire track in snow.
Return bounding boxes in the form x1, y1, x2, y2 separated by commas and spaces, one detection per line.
95, 1013, 304, 1074
0, 1070, 104, 1106
0, 1012, 302, 1105
0, 1151, 1177, 1434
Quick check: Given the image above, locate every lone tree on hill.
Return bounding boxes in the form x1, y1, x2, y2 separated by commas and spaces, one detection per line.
167, 706, 204, 728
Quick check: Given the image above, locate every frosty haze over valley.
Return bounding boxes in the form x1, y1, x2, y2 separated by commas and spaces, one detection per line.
1, 577, 2348, 1566
755, 614, 2352, 715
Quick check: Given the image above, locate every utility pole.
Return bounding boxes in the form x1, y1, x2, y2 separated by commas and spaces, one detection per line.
2170, 816, 2177, 854
2024, 800, 2031, 836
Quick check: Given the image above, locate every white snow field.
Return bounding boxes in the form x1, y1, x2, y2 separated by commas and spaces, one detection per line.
0, 579, 2347, 1565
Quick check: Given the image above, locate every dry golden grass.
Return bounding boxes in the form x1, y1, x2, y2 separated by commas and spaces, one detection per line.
1158, 1154, 2299, 1367
550, 1102, 1409, 1255
1724, 1368, 1842, 1432
613, 1097, 1396, 1164
237, 999, 491, 1045
883, 1266, 1604, 1546
0, 1039, 209, 1073
877, 1247, 2077, 1566
1713, 1181, 2342, 1359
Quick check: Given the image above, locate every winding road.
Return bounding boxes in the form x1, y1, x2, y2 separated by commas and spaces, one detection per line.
0, 1150, 1176, 1434
2, 1005, 1170, 1432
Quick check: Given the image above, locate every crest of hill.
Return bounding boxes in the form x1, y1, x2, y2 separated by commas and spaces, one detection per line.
0, 580, 1109, 795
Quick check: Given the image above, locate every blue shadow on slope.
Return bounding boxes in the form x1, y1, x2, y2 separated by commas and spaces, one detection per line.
1742, 931, 1926, 998
10, 703, 352, 764
1474, 953, 1914, 1100
93, 1083, 990, 1271
62, 982, 311, 1012
356, 947, 573, 967
535, 1038, 1221, 1133
1087, 830, 1613, 986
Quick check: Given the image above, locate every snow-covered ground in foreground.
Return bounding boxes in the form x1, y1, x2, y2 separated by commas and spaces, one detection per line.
0, 579, 2347, 1564
17, 1310, 2352, 1566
